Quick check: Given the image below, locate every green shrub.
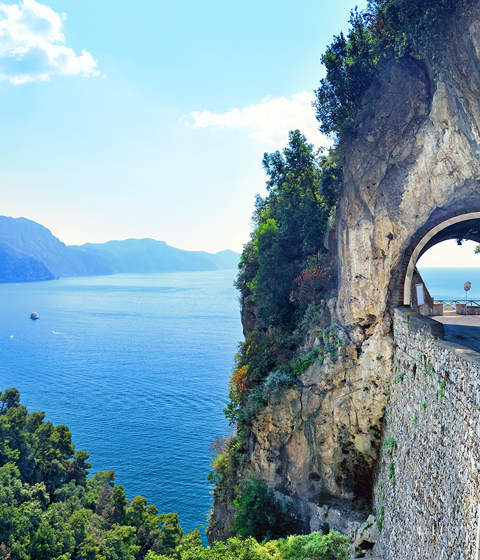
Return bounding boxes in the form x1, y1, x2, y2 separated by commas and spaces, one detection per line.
262, 370, 296, 401
315, 0, 475, 138
146, 532, 352, 560
181, 537, 267, 560
265, 531, 350, 560
291, 348, 322, 377
232, 478, 302, 542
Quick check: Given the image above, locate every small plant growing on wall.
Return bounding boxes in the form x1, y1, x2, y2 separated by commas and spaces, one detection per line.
388, 462, 395, 487
377, 506, 385, 531
384, 437, 397, 456
438, 378, 446, 402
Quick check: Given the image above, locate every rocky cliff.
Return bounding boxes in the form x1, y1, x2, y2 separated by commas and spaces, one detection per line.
0, 216, 115, 277
0, 241, 55, 282
209, 0, 480, 551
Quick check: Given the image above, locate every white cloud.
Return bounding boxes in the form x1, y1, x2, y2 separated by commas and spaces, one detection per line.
189, 92, 330, 148
0, 0, 99, 84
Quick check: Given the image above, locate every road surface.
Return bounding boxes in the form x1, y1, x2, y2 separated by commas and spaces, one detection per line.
433, 314, 480, 353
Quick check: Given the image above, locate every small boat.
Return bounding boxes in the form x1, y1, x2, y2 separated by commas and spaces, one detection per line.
30, 312, 39, 320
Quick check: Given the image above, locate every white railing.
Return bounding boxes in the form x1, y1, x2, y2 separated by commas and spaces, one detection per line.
434, 300, 480, 311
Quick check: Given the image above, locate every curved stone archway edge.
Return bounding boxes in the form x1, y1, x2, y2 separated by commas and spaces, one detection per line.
402, 211, 480, 305
334, 1, 480, 515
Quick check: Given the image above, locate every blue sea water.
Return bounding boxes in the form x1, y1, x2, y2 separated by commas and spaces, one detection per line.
0, 270, 243, 533
3, 265, 473, 534
417, 267, 480, 301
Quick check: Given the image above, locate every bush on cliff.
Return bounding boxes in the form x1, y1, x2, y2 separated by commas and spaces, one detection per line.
232, 479, 302, 542
235, 129, 338, 331
315, 0, 475, 137
228, 132, 338, 424
146, 532, 351, 560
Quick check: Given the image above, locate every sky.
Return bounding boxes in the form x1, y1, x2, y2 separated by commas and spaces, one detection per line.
417, 240, 480, 268
0, 0, 369, 254
0, 0, 478, 268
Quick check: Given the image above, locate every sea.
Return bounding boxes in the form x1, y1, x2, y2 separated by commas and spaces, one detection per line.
0, 270, 243, 534
417, 267, 480, 301
0, 266, 478, 534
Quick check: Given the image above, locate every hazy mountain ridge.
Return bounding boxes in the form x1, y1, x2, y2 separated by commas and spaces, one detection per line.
0, 241, 55, 282
77, 239, 240, 273
0, 216, 240, 282
0, 216, 115, 278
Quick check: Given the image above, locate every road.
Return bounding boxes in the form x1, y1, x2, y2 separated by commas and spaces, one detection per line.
433, 314, 480, 353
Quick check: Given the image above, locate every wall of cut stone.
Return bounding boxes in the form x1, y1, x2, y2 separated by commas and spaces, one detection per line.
373, 307, 480, 560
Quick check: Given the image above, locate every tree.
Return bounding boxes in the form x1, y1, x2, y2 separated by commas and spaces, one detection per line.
0, 389, 20, 414
237, 130, 332, 330
0, 389, 188, 560
68, 449, 92, 486
232, 478, 301, 542
314, 9, 377, 137
314, 0, 475, 138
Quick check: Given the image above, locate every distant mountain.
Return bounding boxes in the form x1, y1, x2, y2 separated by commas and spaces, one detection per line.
0, 241, 55, 282
0, 217, 114, 277
75, 239, 240, 273
211, 249, 240, 270
0, 216, 240, 281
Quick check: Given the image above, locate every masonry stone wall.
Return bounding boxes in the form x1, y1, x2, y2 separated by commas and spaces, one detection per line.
373, 307, 480, 560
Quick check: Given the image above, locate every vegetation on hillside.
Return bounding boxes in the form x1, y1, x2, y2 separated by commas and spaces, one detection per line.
0, 388, 350, 560
225, 130, 340, 426
235, 130, 339, 330
208, 132, 340, 507
145, 531, 350, 560
0, 388, 194, 560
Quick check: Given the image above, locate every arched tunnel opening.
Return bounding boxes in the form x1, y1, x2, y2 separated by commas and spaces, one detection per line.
401, 213, 480, 353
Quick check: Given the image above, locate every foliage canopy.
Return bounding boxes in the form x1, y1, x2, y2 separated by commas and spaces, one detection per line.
235, 130, 338, 332
315, 0, 474, 136
0, 388, 191, 560
232, 478, 302, 542
146, 532, 350, 560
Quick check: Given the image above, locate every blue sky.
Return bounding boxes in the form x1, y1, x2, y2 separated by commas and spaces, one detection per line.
1, 0, 478, 268
0, 0, 368, 253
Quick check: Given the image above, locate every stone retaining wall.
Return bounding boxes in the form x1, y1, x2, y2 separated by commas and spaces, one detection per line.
373, 307, 480, 560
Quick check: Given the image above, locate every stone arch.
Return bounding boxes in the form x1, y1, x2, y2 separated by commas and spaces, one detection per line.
400, 209, 480, 306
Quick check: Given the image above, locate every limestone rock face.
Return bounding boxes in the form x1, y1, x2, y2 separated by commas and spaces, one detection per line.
211, 2, 480, 542
247, 324, 392, 521
338, 9, 480, 327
